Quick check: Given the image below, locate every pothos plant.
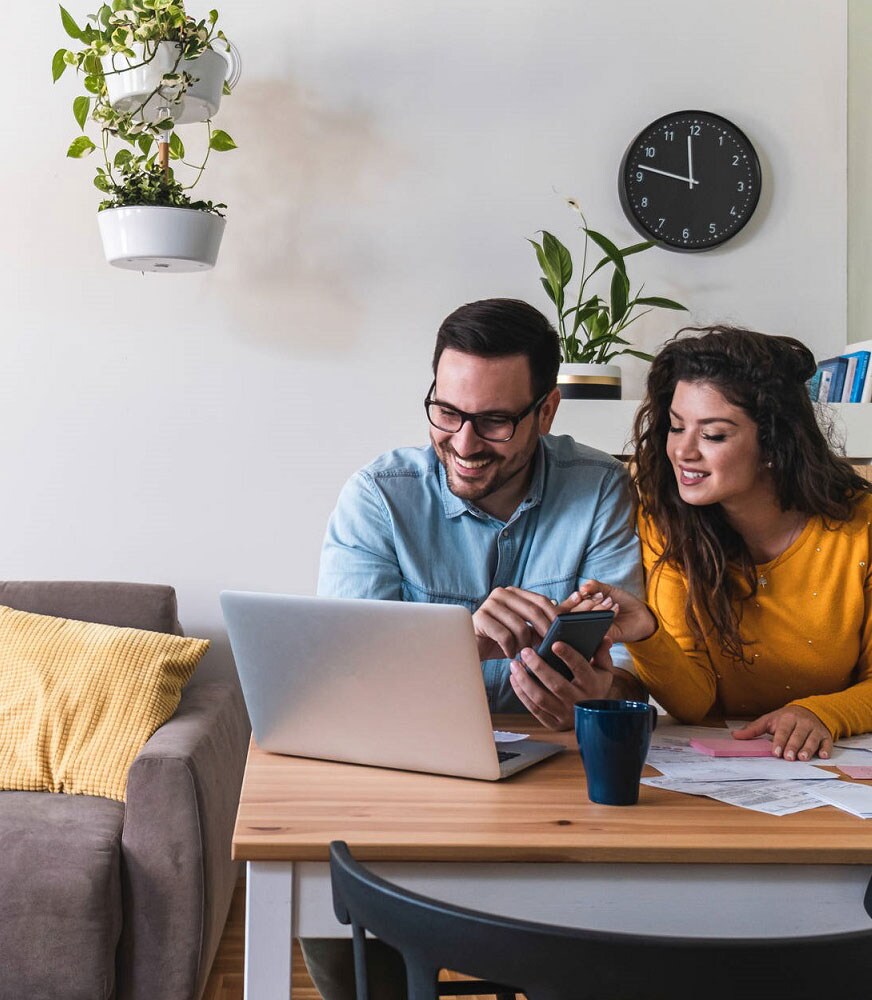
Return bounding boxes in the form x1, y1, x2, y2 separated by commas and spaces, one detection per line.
529, 199, 687, 364
52, 0, 236, 215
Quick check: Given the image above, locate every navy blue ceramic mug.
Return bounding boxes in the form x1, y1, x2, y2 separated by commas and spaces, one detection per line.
574, 699, 657, 805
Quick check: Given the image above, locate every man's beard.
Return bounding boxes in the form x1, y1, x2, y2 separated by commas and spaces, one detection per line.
434, 440, 534, 506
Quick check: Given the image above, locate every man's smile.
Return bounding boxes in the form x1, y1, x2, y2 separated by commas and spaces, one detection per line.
452, 453, 496, 472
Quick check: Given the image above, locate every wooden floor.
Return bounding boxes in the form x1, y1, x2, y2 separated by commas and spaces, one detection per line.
202, 877, 322, 1000
202, 877, 492, 1000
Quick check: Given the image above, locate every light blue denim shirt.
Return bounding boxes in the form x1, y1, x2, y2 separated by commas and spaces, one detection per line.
318, 434, 644, 712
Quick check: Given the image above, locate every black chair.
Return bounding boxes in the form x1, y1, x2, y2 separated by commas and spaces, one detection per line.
330, 840, 872, 1000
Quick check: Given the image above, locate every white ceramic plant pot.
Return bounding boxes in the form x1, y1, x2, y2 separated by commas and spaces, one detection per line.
557, 362, 622, 400
101, 42, 234, 124
97, 206, 226, 272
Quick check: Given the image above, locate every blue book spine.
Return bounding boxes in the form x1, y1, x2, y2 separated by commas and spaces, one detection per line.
843, 350, 871, 402
817, 356, 848, 402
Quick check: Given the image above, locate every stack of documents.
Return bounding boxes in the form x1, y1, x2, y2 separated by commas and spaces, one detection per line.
642, 722, 872, 817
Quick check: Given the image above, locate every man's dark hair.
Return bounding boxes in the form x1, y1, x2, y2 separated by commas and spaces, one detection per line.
432, 298, 560, 400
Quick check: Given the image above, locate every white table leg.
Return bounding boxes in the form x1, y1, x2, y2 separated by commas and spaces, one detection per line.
245, 861, 295, 1000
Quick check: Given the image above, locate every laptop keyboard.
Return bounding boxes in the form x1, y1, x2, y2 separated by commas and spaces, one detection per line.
496, 750, 521, 763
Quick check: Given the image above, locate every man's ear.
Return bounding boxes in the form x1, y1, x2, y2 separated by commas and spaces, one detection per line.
537, 387, 561, 434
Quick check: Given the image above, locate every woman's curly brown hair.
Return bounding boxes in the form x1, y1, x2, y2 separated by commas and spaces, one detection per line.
632, 325, 870, 662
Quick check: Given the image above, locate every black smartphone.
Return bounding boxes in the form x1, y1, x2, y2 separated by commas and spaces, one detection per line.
533, 610, 615, 681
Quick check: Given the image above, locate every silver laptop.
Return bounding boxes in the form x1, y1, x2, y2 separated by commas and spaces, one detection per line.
220, 591, 563, 780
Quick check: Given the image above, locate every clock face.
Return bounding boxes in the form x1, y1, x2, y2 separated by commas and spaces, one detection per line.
619, 110, 761, 252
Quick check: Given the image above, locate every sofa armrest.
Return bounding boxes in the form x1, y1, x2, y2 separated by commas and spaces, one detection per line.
117, 679, 250, 1000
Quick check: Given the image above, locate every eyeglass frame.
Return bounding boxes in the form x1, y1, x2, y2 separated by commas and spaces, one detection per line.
423, 380, 549, 442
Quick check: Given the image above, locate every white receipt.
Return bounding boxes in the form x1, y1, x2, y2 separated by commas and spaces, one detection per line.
493, 730, 528, 743
648, 757, 834, 782
642, 777, 833, 816
806, 781, 872, 818
834, 733, 872, 752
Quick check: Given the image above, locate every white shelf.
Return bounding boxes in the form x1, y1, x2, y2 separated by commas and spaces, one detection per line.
552, 400, 872, 462
821, 403, 872, 461
551, 400, 641, 457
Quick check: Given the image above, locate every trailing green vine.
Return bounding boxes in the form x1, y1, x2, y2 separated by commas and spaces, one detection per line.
53, 0, 236, 213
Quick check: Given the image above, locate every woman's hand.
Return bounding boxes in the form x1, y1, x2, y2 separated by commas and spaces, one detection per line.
575, 579, 657, 644
733, 705, 833, 761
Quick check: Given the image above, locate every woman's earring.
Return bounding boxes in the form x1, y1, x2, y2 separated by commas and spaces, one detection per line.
765, 461, 774, 468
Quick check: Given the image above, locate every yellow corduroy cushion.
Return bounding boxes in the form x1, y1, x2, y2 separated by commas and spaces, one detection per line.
0, 604, 209, 802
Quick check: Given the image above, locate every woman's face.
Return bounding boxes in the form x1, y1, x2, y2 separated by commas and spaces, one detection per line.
665, 380, 770, 512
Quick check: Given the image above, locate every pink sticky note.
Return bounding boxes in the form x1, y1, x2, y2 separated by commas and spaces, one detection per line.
689, 737, 773, 757
837, 766, 872, 779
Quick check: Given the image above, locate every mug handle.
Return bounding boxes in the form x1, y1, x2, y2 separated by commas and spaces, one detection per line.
649, 705, 658, 731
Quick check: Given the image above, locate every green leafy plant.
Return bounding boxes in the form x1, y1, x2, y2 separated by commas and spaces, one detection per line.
530, 199, 687, 364
97, 156, 226, 213
53, 0, 236, 213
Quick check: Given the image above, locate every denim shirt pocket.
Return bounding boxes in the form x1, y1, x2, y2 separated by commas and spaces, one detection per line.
401, 578, 479, 612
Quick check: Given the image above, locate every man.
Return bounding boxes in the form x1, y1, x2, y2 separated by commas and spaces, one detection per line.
303, 298, 645, 1000
319, 297, 645, 727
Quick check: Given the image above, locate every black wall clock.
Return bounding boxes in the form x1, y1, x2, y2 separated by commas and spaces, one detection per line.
619, 110, 761, 252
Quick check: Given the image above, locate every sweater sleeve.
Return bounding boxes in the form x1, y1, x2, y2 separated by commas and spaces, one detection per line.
626, 559, 720, 723
790, 548, 872, 739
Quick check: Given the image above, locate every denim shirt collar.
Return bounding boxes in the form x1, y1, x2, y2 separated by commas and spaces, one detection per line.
438, 438, 546, 523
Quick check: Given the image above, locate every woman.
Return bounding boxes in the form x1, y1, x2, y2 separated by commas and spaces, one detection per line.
591, 326, 872, 762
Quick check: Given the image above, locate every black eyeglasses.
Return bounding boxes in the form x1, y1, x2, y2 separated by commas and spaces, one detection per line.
424, 381, 547, 442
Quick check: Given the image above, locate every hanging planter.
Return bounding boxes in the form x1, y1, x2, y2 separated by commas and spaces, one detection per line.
98, 205, 225, 272
53, 3, 238, 273
102, 41, 238, 125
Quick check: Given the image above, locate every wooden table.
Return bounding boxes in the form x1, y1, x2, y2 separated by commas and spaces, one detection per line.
233, 717, 872, 1000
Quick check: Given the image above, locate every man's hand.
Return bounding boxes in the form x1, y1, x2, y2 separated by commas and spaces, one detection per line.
733, 705, 833, 761
508, 637, 644, 730
473, 586, 581, 661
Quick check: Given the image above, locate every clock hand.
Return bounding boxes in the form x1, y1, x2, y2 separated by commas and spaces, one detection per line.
638, 164, 700, 186
686, 136, 695, 189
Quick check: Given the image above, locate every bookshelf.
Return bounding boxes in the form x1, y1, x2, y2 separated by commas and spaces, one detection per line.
552, 400, 872, 462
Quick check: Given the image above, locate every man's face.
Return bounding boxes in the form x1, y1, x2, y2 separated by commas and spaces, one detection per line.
429, 349, 559, 520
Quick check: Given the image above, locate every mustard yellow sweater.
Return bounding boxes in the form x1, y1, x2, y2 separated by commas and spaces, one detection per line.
627, 493, 872, 739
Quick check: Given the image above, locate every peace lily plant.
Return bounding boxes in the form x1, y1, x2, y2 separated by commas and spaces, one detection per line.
530, 199, 687, 365
53, 0, 238, 269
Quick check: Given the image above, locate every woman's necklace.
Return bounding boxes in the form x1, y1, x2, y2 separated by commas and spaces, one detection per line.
757, 513, 807, 588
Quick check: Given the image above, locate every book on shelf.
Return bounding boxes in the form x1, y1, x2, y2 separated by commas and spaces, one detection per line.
840, 354, 859, 402
807, 343, 872, 403
844, 340, 872, 403
816, 356, 848, 403
806, 368, 823, 401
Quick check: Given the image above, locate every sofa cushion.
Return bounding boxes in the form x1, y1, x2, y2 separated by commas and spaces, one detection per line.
0, 604, 209, 801
0, 790, 125, 1000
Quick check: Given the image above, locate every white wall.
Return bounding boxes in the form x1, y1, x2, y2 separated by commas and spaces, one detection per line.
0, 0, 848, 676
849, 0, 871, 345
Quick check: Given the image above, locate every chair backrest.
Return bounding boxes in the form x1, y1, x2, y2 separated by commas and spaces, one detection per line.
330, 841, 872, 1000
